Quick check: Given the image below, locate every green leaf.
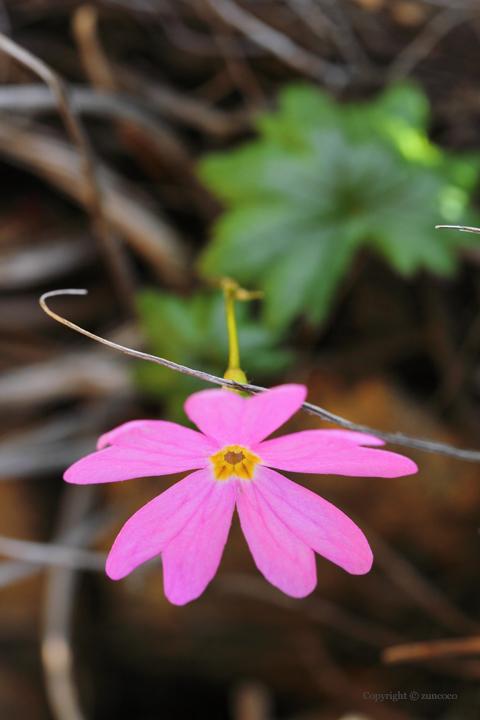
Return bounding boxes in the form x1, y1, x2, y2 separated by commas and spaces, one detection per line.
255, 84, 338, 150
372, 82, 430, 131
134, 289, 293, 422
198, 83, 480, 329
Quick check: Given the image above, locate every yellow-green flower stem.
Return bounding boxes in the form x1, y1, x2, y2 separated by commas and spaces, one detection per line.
223, 280, 242, 378
220, 278, 262, 392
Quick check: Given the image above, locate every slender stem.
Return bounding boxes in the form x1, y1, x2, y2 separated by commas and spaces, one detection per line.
39, 289, 480, 463
223, 280, 242, 372
220, 278, 261, 385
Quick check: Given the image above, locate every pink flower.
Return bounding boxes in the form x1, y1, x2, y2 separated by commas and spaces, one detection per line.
64, 384, 417, 605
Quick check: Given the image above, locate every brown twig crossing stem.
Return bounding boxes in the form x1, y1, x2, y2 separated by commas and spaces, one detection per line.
40, 289, 480, 463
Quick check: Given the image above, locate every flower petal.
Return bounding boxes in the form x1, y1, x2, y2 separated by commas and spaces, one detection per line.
106, 471, 212, 579
253, 467, 372, 574
255, 430, 418, 478
97, 419, 219, 454
64, 444, 207, 485
184, 384, 307, 445
184, 389, 245, 445
239, 384, 308, 444
236, 475, 317, 598
162, 479, 236, 605
106, 468, 235, 606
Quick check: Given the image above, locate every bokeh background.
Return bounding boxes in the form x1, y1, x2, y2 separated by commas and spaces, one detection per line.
2, 1, 480, 719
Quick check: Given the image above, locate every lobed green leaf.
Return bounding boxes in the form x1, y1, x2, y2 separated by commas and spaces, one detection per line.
198, 83, 480, 329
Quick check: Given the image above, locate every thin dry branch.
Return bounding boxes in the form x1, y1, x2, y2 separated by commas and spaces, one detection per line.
0, 82, 249, 137
231, 681, 272, 720
0, 119, 188, 285
72, 4, 117, 92
71, 6, 212, 215
387, 8, 472, 80
42, 485, 96, 720
285, 0, 373, 73
0, 535, 106, 570
0, 560, 40, 587
204, 0, 350, 87
298, 635, 415, 720
383, 635, 480, 664
0, 32, 136, 313
199, 0, 267, 108
40, 288, 480, 463
118, 68, 250, 136
159, 7, 264, 57
369, 532, 480, 636
0, 232, 95, 290
215, 573, 403, 648
0, 505, 116, 589
0, 349, 130, 409
0, 84, 204, 172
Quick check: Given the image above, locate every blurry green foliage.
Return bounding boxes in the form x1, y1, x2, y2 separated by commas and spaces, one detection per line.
199, 83, 480, 330
135, 289, 293, 422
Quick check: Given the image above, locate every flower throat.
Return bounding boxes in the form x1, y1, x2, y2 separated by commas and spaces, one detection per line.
210, 445, 260, 480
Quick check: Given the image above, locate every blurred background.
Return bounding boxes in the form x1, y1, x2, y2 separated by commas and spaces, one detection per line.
2, 0, 480, 718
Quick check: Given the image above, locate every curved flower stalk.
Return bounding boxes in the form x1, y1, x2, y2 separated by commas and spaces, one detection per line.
64, 384, 417, 606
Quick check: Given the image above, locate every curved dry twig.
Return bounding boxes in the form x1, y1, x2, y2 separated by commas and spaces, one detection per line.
40, 288, 480, 463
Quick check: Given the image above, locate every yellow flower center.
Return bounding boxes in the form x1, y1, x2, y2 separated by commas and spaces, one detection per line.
210, 444, 260, 480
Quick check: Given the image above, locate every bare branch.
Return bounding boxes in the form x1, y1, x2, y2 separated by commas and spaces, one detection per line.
285, 0, 373, 73
0, 82, 249, 137
0, 535, 106, 570
0, 505, 115, 588
72, 4, 117, 93
0, 33, 136, 313
383, 635, 480, 665
199, 0, 267, 108
0, 561, 41, 587
203, 0, 349, 87
369, 531, 480, 635
42, 486, 97, 720
387, 8, 471, 81
40, 288, 480, 463
215, 573, 403, 647
0, 119, 188, 285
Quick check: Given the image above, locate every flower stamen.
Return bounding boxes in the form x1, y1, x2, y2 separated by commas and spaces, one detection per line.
210, 444, 260, 481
